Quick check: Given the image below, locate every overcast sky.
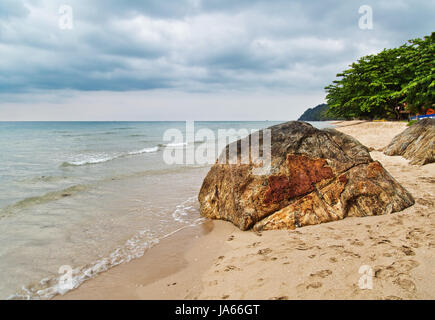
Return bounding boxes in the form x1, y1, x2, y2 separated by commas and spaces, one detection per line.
0, 0, 434, 120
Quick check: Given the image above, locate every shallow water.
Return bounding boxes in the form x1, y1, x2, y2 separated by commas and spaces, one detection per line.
0, 121, 332, 299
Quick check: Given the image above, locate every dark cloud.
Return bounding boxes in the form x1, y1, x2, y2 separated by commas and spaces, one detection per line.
0, 0, 434, 95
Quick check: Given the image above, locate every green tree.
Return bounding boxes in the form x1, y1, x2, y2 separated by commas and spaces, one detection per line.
399, 33, 435, 114
325, 32, 434, 119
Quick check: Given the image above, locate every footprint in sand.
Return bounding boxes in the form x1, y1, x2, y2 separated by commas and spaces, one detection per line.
394, 277, 417, 293
343, 250, 361, 258
400, 245, 415, 256
306, 282, 323, 289
348, 239, 364, 246
417, 177, 435, 184
214, 256, 225, 266
247, 242, 261, 248
374, 259, 419, 294
328, 244, 344, 249
295, 244, 311, 251
257, 248, 272, 255
383, 295, 403, 300
406, 228, 425, 242
383, 251, 393, 257
224, 265, 241, 272
394, 259, 420, 272
270, 296, 289, 300
375, 238, 391, 245
416, 198, 434, 207
310, 269, 333, 279
392, 215, 404, 225
409, 241, 420, 248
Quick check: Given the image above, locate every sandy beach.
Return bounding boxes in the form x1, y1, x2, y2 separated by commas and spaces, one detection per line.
57, 121, 435, 300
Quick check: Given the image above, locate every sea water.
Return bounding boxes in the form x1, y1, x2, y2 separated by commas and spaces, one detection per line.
0, 121, 332, 299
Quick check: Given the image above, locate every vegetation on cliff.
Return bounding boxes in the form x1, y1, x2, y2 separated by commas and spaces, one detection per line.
298, 104, 340, 121
325, 32, 434, 120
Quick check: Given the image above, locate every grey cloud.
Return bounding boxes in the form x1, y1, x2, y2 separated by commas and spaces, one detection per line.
0, 0, 434, 96
0, 0, 29, 19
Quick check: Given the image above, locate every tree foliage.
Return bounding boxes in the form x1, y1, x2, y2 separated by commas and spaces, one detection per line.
325, 33, 434, 120
298, 104, 341, 121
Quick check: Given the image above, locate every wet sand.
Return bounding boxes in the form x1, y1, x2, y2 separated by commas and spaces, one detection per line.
57, 121, 435, 300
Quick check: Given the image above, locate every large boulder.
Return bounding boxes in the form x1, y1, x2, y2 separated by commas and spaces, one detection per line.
198, 121, 415, 231
384, 118, 435, 165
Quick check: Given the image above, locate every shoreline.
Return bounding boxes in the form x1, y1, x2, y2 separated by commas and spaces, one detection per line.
56, 121, 434, 300
55, 220, 238, 300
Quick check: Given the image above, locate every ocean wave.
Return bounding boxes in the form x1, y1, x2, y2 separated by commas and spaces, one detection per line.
61, 131, 120, 138
0, 184, 89, 219
172, 196, 201, 224
61, 133, 95, 137
127, 146, 159, 155
60, 140, 211, 168
7, 197, 205, 300
19, 175, 68, 184
1, 165, 209, 220
158, 142, 188, 148
60, 147, 160, 167
61, 156, 115, 167
7, 231, 161, 300
159, 140, 207, 147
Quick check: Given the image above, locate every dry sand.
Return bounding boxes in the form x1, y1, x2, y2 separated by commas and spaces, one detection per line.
331, 120, 408, 150
57, 121, 434, 300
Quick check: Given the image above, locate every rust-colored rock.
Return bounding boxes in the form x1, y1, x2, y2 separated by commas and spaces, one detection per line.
263, 155, 334, 205
384, 118, 435, 165
198, 121, 415, 231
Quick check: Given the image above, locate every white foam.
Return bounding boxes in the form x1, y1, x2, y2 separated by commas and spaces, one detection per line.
164, 142, 188, 147
62, 146, 160, 167
128, 146, 159, 155
172, 197, 198, 224
65, 156, 116, 166
9, 196, 205, 300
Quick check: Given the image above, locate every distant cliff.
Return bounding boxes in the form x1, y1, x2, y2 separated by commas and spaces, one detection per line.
298, 104, 338, 121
